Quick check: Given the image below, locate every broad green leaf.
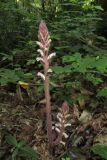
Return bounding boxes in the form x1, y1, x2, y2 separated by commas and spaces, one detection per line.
52, 66, 64, 74
0, 69, 20, 85
26, 59, 36, 65
12, 149, 18, 160
18, 140, 27, 148
63, 65, 72, 73
6, 135, 18, 147
24, 72, 33, 79
37, 85, 44, 92
19, 146, 38, 159
94, 6, 104, 11
86, 73, 103, 85
91, 144, 107, 160
63, 53, 81, 63
97, 36, 106, 41
97, 87, 107, 97
95, 56, 107, 73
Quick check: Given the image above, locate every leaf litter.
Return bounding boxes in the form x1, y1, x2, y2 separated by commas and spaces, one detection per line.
0, 88, 107, 160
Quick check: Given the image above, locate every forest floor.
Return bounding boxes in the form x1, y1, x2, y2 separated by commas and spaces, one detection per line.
0, 87, 107, 160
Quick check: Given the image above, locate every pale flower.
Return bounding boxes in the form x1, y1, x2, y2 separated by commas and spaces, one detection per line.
37, 72, 45, 80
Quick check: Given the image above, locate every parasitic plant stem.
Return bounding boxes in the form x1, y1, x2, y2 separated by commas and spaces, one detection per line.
44, 56, 53, 149
36, 21, 70, 152
36, 21, 53, 149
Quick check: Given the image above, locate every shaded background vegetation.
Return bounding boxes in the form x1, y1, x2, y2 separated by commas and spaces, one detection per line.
0, 0, 107, 107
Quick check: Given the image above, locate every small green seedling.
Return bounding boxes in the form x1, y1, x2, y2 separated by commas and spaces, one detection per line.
6, 134, 39, 160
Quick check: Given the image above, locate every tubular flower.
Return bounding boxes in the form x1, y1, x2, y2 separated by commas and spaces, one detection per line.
37, 72, 45, 80
37, 49, 44, 57
36, 57, 44, 62
48, 53, 56, 60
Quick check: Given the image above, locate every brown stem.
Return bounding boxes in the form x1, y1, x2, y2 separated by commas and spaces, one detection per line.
44, 60, 53, 149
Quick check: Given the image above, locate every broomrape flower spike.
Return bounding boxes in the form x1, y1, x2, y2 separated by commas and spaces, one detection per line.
37, 20, 51, 51
36, 21, 70, 152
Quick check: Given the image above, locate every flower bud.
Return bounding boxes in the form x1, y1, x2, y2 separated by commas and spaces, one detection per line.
38, 21, 51, 50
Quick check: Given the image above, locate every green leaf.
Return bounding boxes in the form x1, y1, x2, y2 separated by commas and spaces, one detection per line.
91, 144, 107, 160
37, 85, 44, 92
61, 157, 71, 160
6, 135, 18, 147
0, 69, 20, 85
19, 145, 38, 159
86, 73, 103, 85
18, 140, 27, 148
97, 36, 106, 41
63, 53, 81, 63
12, 149, 18, 160
52, 66, 64, 74
24, 72, 33, 79
97, 87, 107, 97
94, 6, 104, 11
26, 59, 36, 65
95, 57, 107, 73
63, 65, 72, 73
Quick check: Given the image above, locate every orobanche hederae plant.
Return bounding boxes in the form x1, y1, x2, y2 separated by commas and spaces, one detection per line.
36, 21, 71, 152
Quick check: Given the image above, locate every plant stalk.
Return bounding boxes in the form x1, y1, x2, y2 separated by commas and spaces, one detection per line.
44, 58, 53, 149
